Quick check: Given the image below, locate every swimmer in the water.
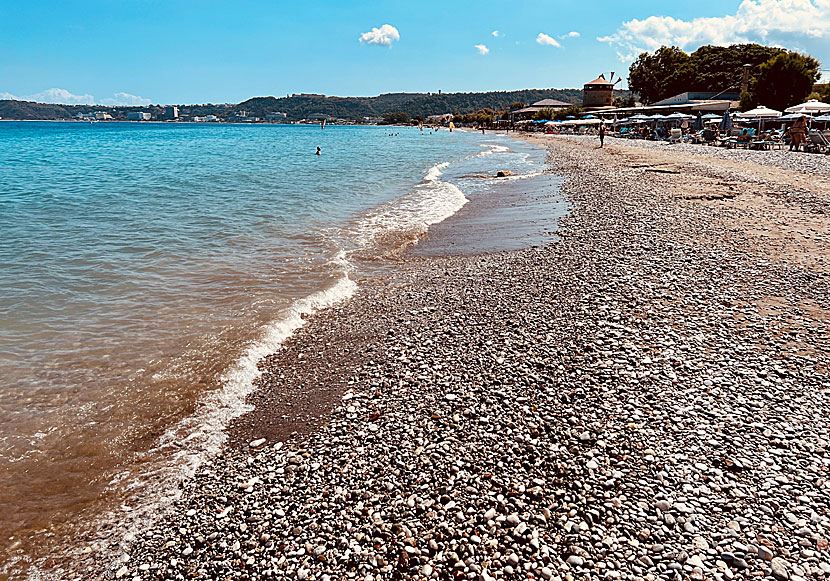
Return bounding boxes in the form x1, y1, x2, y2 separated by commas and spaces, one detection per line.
316, 146, 321, 155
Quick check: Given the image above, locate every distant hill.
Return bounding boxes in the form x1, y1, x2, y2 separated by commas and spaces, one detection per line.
0, 88, 591, 122
231, 89, 585, 121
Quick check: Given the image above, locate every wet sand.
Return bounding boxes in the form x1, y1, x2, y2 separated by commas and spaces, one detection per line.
68, 134, 830, 581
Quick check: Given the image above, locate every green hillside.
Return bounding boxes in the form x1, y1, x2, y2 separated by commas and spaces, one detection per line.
1, 87, 590, 122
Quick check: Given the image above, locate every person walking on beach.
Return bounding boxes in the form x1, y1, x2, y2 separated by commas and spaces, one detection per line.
599, 123, 606, 148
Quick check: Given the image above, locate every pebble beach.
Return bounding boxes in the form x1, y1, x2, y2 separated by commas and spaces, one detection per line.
95, 134, 829, 581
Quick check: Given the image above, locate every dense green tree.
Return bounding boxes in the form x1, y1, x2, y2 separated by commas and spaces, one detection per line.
533, 108, 556, 121
628, 46, 691, 104
808, 84, 830, 102
627, 43, 810, 105
686, 44, 784, 94
380, 111, 410, 125
749, 52, 821, 111
552, 105, 585, 121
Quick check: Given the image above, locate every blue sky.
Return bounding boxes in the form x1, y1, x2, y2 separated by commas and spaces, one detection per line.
1, 0, 829, 105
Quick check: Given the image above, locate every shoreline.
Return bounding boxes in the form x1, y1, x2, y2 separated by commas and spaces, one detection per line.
77, 135, 830, 580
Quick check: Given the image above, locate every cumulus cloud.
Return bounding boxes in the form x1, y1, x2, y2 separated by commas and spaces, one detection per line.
536, 33, 561, 47
0, 88, 153, 105
29, 88, 96, 104
359, 24, 400, 46
99, 92, 152, 106
599, 0, 830, 61
474, 44, 490, 55
492, 30, 501, 37
562, 31, 580, 38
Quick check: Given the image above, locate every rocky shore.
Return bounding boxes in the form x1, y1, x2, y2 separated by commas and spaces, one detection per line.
101, 135, 829, 581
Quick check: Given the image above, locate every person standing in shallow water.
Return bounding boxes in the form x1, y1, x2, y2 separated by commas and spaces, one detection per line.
316, 147, 321, 155
599, 123, 606, 148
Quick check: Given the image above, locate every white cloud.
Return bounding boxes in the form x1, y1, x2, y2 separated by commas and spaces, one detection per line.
99, 92, 152, 106
536, 33, 561, 47
29, 88, 96, 104
359, 24, 400, 46
562, 31, 580, 38
475, 44, 490, 55
1, 92, 19, 100
599, 0, 830, 61
491, 30, 501, 37
0, 88, 153, 106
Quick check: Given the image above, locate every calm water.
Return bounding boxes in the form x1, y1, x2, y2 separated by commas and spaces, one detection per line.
0, 122, 549, 577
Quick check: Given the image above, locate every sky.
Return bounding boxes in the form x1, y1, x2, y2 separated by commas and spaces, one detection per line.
1, 0, 829, 105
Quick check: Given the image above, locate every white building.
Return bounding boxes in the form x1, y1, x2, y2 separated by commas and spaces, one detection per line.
127, 112, 152, 121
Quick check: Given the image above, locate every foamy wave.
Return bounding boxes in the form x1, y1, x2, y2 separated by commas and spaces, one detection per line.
58, 273, 358, 579
425, 161, 450, 182
350, 163, 467, 250
472, 143, 510, 158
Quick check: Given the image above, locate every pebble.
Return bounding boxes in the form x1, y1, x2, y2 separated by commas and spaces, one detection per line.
84, 133, 830, 581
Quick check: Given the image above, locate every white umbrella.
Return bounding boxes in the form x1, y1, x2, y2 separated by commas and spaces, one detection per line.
737, 105, 781, 118
785, 99, 830, 114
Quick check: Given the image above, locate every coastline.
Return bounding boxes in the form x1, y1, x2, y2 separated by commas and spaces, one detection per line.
76, 135, 830, 580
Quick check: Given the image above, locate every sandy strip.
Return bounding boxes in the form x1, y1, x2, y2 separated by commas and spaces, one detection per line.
81, 134, 830, 581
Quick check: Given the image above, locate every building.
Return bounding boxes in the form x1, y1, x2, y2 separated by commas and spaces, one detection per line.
583, 74, 617, 108
77, 112, 112, 120
266, 112, 287, 121
164, 106, 179, 120
127, 112, 152, 121
425, 113, 453, 124
651, 92, 740, 108
597, 91, 739, 119
192, 115, 219, 122
509, 99, 571, 121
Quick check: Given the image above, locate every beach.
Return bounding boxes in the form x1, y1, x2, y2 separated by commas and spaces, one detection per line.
86, 134, 830, 581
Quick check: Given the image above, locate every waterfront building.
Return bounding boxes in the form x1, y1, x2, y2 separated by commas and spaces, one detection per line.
509, 99, 571, 121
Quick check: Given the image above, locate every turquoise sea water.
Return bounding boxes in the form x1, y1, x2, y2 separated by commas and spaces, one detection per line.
0, 122, 550, 576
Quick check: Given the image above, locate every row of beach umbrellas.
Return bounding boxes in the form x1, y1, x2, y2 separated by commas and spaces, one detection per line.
611, 99, 830, 126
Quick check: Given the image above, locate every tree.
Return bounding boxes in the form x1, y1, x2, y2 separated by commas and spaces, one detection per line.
552, 105, 584, 121
380, 111, 410, 125
627, 43, 801, 105
751, 52, 821, 111
687, 44, 784, 94
628, 46, 691, 104
808, 84, 830, 102
533, 108, 556, 121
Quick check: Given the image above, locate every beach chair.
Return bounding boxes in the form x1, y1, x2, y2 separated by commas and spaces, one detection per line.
806, 131, 829, 153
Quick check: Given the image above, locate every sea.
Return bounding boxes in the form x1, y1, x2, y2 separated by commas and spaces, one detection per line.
0, 121, 562, 578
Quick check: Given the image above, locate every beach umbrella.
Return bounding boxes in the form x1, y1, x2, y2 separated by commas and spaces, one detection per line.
737, 105, 782, 118
777, 113, 806, 121
693, 112, 703, 131
813, 114, 830, 123
785, 99, 830, 114
701, 113, 721, 120
629, 114, 649, 120
719, 110, 733, 132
